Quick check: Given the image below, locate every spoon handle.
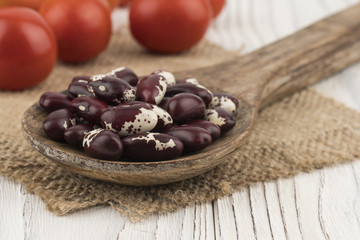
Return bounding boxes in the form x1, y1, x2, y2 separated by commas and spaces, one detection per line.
257, 3, 360, 108
205, 3, 360, 108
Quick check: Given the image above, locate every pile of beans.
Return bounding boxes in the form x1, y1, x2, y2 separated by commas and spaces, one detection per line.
40, 67, 238, 161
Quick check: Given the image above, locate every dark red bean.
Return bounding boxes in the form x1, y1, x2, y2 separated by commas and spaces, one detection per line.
87, 75, 135, 105
60, 90, 75, 99
158, 97, 172, 110
122, 132, 183, 161
83, 129, 123, 161
107, 67, 139, 86
43, 109, 76, 141
117, 101, 151, 109
71, 96, 109, 124
100, 104, 158, 136
205, 107, 236, 133
182, 120, 221, 140
136, 74, 167, 104
166, 83, 213, 105
152, 70, 176, 85
209, 93, 239, 115
64, 124, 94, 148
167, 93, 206, 122
39, 92, 72, 112
68, 75, 93, 97
166, 126, 212, 153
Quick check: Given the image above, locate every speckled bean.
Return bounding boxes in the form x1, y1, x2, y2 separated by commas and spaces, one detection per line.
136, 74, 167, 104
43, 108, 76, 141
64, 124, 94, 148
100, 104, 158, 136
205, 107, 236, 133
87, 75, 136, 105
208, 93, 239, 115
83, 129, 123, 160
107, 67, 139, 86
152, 70, 176, 86
179, 78, 199, 85
68, 75, 93, 97
122, 132, 183, 161
71, 96, 109, 124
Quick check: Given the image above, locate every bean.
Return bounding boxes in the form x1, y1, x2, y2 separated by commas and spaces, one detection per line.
71, 96, 109, 124
43, 108, 76, 141
166, 83, 213, 105
136, 74, 167, 105
150, 104, 173, 132
166, 126, 212, 153
68, 75, 93, 97
107, 67, 138, 86
64, 124, 94, 148
167, 93, 206, 122
152, 70, 176, 86
208, 92, 239, 115
158, 97, 172, 110
87, 75, 136, 105
119, 101, 172, 132
83, 129, 123, 161
182, 120, 221, 140
122, 132, 183, 161
100, 104, 158, 136
179, 78, 199, 85
39, 92, 73, 112
205, 107, 236, 133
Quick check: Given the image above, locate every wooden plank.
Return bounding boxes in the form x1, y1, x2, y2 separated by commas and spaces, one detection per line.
0, 177, 23, 240
213, 196, 239, 240
248, 183, 273, 239
232, 190, 257, 240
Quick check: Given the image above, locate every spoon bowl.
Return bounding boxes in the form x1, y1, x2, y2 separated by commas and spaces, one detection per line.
22, 97, 253, 186
22, 4, 360, 185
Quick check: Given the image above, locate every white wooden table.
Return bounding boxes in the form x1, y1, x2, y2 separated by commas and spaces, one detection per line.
2, 0, 360, 239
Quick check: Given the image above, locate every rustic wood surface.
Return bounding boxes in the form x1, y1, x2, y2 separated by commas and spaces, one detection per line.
2, 0, 360, 239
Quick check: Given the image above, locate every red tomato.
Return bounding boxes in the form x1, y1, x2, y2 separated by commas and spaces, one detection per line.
0, 0, 43, 10
0, 7, 57, 90
207, 0, 225, 18
39, 0, 112, 63
129, 0, 211, 53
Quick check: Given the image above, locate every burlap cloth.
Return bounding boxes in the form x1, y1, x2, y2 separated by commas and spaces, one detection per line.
1, 29, 360, 220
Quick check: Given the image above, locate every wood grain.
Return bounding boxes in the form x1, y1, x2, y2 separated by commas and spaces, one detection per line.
2, 0, 360, 239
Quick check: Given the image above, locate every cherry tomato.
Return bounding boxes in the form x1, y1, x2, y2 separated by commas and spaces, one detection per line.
0, 0, 43, 10
207, 0, 225, 18
39, 0, 112, 63
0, 7, 57, 90
129, 0, 211, 54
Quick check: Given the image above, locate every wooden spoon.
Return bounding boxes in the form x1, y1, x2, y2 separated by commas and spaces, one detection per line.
23, 4, 360, 186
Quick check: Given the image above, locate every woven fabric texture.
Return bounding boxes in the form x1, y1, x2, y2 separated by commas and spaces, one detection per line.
1, 29, 360, 220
